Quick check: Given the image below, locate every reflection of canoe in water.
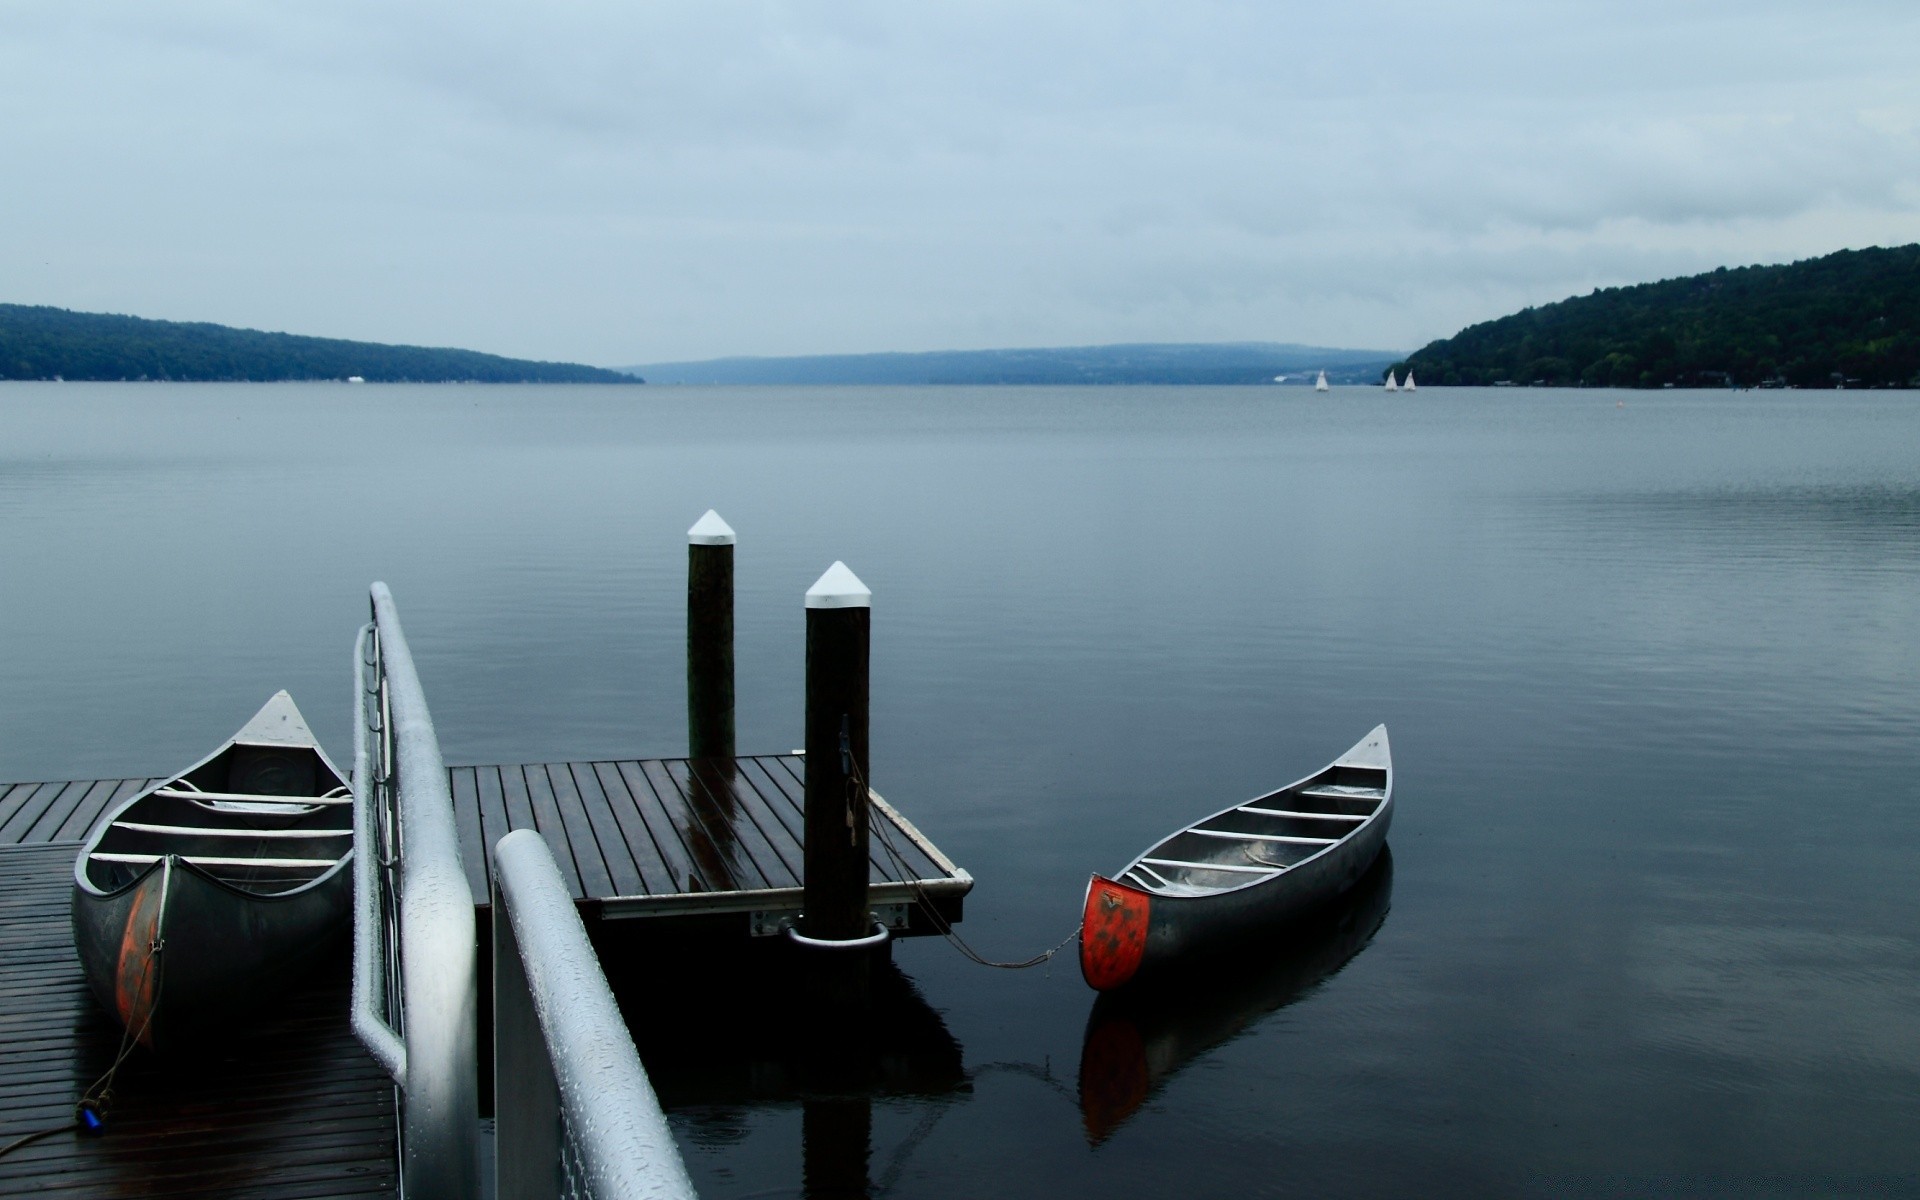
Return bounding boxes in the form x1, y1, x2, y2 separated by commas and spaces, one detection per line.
70, 692, 353, 1051
1078, 848, 1393, 1144
1080, 726, 1392, 990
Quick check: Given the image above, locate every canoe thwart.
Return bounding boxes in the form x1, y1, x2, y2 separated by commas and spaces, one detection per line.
89, 851, 343, 869
111, 821, 352, 839
1187, 829, 1338, 846
1236, 806, 1366, 822
1138, 856, 1285, 876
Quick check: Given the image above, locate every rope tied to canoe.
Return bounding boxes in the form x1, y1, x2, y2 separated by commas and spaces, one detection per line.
851, 759, 1080, 971
0, 861, 169, 1160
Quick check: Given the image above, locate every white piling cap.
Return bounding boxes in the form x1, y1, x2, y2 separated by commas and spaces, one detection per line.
687, 510, 736, 545
805, 561, 871, 609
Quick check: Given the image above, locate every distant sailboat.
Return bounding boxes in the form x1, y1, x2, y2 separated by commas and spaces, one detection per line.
1384, 371, 1399, 391
1403, 371, 1416, 392
1315, 371, 1329, 392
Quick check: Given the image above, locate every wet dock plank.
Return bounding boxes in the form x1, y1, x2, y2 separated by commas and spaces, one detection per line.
0, 841, 397, 1198
3, 754, 970, 938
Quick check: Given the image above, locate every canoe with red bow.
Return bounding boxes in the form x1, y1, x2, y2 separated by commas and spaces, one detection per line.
1079, 725, 1392, 991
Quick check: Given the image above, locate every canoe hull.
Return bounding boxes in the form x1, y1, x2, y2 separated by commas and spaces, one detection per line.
1081, 725, 1394, 991
72, 855, 351, 1052
1082, 801, 1389, 990
69, 691, 352, 1051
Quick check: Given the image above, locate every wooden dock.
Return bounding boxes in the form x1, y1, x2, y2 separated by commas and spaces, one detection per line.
2, 752, 970, 937
0, 841, 397, 1198
0, 751, 968, 1191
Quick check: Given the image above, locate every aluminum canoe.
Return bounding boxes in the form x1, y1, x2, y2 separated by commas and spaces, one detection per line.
70, 691, 354, 1051
1079, 724, 1392, 991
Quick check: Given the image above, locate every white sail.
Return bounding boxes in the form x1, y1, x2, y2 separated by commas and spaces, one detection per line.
1315, 370, 1329, 392
1384, 371, 1399, 391
1403, 371, 1417, 392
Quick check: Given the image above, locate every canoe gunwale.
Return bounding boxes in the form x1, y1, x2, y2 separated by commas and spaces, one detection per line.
1112, 725, 1391, 901
73, 693, 353, 902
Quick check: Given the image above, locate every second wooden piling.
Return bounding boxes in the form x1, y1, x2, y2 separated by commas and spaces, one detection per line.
800, 561, 873, 943
686, 510, 736, 762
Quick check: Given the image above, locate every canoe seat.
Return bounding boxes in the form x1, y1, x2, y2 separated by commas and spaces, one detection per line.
1189, 828, 1337, 847
111, 821, 350, 839
1139, 856, 1284, 877
90, 851, 341, 870
1124, 863, 1268, 897
155, 787, 351, 805
1299, 785, 1385, 801
1237, 806, 1366, 822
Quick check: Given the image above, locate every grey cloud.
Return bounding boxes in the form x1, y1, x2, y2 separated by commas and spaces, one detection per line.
2, 1, 1918, 362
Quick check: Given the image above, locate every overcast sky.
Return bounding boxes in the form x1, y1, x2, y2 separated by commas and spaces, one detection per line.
4, 1, 1918, 366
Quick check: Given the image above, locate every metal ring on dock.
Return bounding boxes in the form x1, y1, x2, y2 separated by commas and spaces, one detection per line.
785, 920, 890, 950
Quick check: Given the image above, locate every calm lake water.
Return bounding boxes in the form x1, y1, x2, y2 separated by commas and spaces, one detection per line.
2, 383, 1917, 1197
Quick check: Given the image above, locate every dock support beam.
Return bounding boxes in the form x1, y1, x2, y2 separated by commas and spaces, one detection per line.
801, 561, 873, 943
687, 510, 736, 762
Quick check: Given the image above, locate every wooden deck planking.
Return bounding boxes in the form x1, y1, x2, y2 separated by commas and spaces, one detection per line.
592, 762, 682, 896
756, 753, 946, 884
543, 762, 624, 900
634, 760, 741, 892
448, 766, 489, 899
661, 760, 782, 892
0, 777, 162, 847
633, 759, 709, 893
607, 761, 692, 895
0, 781, 70, 843
6, 754, 970, 936
564, 763, 648, 896
0, 842, 396, 1198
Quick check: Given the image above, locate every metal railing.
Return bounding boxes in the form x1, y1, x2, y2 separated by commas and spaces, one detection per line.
353, 583, 480, 1200
352, 582, 697, 1199
493, 829, 698, 1200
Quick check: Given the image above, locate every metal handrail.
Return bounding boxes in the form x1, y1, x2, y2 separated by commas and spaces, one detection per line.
492, 829, 698, 1200
351, 583, 479, 1199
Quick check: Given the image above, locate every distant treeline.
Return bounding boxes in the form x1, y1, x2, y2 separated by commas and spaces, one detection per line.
1395, 245, 1920, 388
631, 342, 1401, 385
0, 304, 635, 383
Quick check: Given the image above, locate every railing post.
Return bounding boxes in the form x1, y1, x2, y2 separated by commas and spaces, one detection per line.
800, 562, 873, 944
686, 510, 736, 764
493, 867, 562, 1200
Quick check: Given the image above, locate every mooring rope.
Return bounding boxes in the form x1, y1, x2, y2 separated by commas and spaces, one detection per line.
0, 863, 168, 1160
853, 761, 1079, 970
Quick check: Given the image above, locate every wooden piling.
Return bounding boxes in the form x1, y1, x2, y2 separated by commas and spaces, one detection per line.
801, 561, 872, 943
686, 510, 736, 762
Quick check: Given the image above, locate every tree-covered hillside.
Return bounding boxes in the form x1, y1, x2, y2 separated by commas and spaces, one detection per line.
0, 305, 635, 383
1395, 245, 1920, 388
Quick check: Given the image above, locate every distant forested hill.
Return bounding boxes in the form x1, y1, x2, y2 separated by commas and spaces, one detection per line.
0, 305, 634, 383
630, 342, 1401, 385
1395, 245, 1920, 388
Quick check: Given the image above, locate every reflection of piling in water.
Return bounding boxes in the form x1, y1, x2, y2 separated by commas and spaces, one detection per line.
605, 951, 966, 1108
603, 950, 967, 1200
1077, 848, 1394, 1145
803, 1098, 872, 1200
